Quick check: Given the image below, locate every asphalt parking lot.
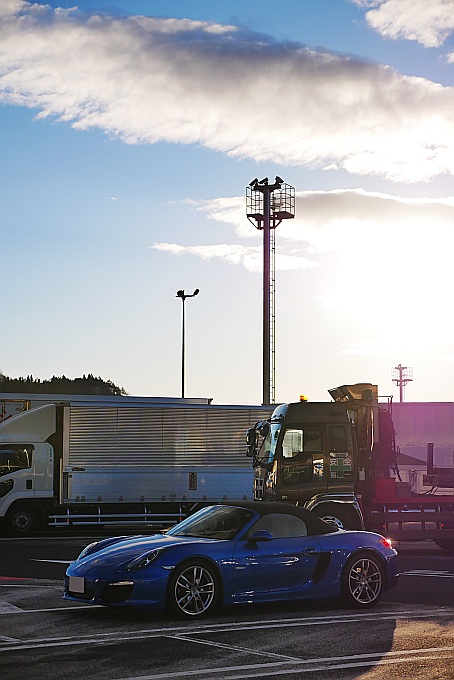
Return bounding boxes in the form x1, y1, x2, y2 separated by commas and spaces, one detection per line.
1, 538, 453, 679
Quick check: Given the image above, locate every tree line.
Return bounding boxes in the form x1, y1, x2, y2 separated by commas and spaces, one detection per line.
0, 373, 127, 396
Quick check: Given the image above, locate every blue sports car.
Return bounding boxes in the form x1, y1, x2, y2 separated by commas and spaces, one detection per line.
64, 502, 398, 618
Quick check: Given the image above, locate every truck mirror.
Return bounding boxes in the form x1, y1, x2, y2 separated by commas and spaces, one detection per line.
258, 422, 270, 437
246, 428, 256, 445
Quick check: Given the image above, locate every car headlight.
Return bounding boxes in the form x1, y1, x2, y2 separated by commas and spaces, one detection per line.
77, 542, 99, 560
126, 549, 161, 571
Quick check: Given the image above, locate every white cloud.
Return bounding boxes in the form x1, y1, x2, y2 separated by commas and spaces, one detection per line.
151, 242, 319, 273
177, 189, 454, 355
355, 0, 454, 48
186, 197, 252, 238
192, 189, 454, 253
2, 2, 454, 182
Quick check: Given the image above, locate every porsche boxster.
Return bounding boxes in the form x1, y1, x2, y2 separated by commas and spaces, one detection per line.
64, 502, 398, 618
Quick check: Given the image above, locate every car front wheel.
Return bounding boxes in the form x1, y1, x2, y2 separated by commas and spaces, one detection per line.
167, 560, 219, 619
341, 551, 385, 608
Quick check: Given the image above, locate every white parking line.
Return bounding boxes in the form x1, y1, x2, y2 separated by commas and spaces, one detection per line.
0, 609, 453, 648
0, 602, 23, 613
401, 570, 454, 578
0, 604, 103, 613
31, 559, 73, 564
171, 634, 303, 661
113, 647, 454, 680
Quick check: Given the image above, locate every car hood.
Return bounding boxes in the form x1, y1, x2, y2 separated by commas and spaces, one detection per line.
76, 534, 220, 568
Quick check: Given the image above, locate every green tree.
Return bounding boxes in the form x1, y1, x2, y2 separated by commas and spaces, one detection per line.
0, 372, 127, 395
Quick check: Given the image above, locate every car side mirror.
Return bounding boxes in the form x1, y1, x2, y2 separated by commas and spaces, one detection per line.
248, 530, 273, 543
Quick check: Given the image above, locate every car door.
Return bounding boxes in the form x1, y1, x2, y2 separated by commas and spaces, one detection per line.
231, 513, 320, 601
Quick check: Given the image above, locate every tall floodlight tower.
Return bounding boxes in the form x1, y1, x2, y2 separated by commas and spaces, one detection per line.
392, 363, 413, 402
246, 177, 295, 405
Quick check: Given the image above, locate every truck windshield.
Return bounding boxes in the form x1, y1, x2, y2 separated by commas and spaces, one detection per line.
259, 423, 281, 465
0, 445, 32, 477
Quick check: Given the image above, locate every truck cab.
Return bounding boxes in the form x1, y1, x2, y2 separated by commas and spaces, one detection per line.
247, 384, 381, 530
0, 405, 55, 534
252, 401, 356, 499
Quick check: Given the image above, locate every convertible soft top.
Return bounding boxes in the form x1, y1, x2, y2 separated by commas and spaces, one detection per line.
222, 501, 340, 536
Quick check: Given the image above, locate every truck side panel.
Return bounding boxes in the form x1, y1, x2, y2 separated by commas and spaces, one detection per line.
63, 405, 266, 469
65, 467, 252, 503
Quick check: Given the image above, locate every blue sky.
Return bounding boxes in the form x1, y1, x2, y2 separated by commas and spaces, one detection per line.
1, 0, 454, 404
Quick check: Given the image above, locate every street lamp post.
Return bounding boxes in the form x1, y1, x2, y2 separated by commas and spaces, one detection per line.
176, 288, 199, 398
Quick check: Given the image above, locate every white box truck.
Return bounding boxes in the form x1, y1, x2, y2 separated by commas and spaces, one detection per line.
0, 394, 272, 535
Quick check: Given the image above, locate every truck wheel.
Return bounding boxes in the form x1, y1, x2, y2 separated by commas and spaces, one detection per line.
434, 539, 454, 554
340, 551, 385, 608
4, 504, 38, 537
167, 560, 219, 619
314, 504, 360, 530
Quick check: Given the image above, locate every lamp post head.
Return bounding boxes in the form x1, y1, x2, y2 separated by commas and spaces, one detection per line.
176, 288, 200, 300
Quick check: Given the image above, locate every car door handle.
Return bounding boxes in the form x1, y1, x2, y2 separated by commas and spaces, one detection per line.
301, 547, 317, 554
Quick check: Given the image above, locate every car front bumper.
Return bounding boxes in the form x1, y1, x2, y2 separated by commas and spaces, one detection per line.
64, 568, 170, 608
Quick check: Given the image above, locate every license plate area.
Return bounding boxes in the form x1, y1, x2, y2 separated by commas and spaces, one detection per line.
69, 576, 85, 594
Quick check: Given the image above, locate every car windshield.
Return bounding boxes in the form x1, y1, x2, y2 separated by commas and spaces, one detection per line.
166, 505, 254, 540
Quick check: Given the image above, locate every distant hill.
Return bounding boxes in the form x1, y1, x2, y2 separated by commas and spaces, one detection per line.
0, 373, 127, 396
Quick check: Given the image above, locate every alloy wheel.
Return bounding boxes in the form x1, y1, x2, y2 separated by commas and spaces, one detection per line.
347, 556, 383, 605
173, 563, 216, 617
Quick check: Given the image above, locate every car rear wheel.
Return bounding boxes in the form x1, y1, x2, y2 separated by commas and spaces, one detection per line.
341, 551, 385, 608
167, 560, 219, 619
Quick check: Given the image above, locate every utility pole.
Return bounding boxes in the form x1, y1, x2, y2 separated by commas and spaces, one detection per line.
246, 177, 295, 405
392, 363, 413, 402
